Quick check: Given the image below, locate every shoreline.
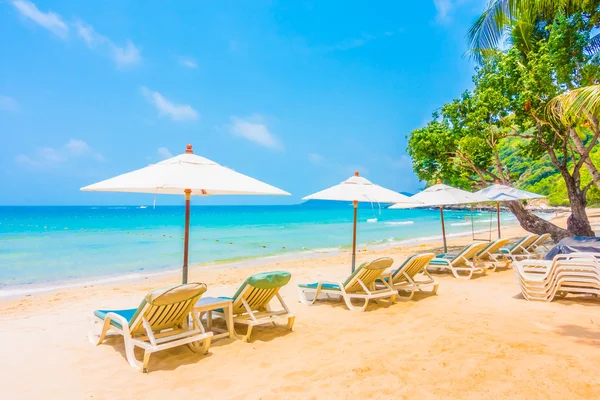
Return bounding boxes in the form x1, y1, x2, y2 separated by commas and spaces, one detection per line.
0, 218, 524, 299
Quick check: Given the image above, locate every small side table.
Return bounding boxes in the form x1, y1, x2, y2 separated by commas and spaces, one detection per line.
194, 297, 234, 341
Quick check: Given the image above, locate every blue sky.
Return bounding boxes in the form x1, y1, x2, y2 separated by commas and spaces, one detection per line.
0, 0, 485, 205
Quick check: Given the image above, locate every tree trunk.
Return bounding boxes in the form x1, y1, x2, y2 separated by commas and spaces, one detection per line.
505, 201, 571, 242
559, 168, 595, 236
569, 128, 600, 189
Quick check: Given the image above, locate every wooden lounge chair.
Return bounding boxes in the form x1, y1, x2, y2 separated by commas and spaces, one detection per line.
477, 238, 512, 272
298, 258, 397, 311
89, 283, 213, 373
213, 271, 294, 342
499, 234, 541, 261
376, 253, 437, 300
427, 242, 489, 279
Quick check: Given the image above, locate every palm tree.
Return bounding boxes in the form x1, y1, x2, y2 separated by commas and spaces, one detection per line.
468, 0, 593, 61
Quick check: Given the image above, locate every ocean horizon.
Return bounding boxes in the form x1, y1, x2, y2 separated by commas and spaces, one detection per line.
0, 203, 520, 291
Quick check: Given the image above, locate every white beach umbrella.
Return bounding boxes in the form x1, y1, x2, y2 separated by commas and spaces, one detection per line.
81, 144, 290, 283
475, 183, 545, 238
303, 172, 418, 272
389, 182, 489, 253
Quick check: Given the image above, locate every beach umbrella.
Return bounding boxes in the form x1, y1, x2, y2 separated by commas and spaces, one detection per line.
81, 144, 290, 283
303, 172, 418, 272
475, 183, 545, 238
389, 182, 489, 253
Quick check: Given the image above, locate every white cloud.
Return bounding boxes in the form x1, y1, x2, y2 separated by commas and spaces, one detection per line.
433, 0, 466, 23
308, 153, 324, 165
157, 147, 173, 160
141, 87, 199, 122
111, 41, 141, 67
15, 139, 103, 167
65, 139, 90, 155
12, 0, 68, 38
433, 0, 452, 22
0, 95, 19, 113
74, 21, 99, 47
229, 115, 283, 151
179, 57, 198, 69
74, 21, 141, 67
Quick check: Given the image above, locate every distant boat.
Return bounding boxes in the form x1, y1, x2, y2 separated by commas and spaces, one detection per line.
367, 218, 377, 223
139, 206, 147, 209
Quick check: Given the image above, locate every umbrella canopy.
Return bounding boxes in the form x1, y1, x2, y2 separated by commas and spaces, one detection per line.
474, 183, 545, 238
81, 144, 290, 283
81, 149, 289, 196
389, 183, 489, 208
389, 183, 489, 253
303, 173, 417, 204
303, 172, 419, 271
474, 184, 544, 202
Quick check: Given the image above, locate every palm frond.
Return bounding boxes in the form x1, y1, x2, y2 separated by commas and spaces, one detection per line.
468, 0, 590, 61
547, 84, 600, 124
467, 0, 512, 63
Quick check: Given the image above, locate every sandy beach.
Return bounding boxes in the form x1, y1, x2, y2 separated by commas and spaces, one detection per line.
1, 214, 600, 399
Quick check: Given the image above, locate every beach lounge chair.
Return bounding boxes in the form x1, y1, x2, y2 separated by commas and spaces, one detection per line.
298, 258, 397, 311
499, 234, 541, 261
89, 283, 213, 373
213, 271, 294, 342
376, 253, 438, 300
477, 238, 512, 272
427, 242, 489, 279
529, 233, 552, 253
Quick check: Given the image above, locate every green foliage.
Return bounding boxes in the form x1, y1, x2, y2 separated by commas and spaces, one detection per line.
408, 6, 600, 207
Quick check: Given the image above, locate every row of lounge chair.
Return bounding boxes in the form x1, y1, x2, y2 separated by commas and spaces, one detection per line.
297, 234, 551, 310
89, 233, 553, 372
425, 234, 550, 279
515, 253, 600, 301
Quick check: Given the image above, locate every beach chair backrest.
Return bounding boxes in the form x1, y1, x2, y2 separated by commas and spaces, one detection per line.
477, 238, 510, 261
392, 253, 435, 284
451, 242, 488, 267
129, 283, 208, 335
510, 234, 539, 254
231, 271, 291, 314
344, 257, 393, 292
531, 233, 551, 249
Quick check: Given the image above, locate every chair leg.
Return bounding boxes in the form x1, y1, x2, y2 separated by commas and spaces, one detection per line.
431, 283, 439, 295
298, 288, 319, 305
88, 316, 112, 345
287, 316, 295, 331
243, 325, 254, 342
123, 336, 142, 370
142, 351, 151, 373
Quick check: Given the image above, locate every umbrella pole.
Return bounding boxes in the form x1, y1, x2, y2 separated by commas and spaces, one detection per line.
497, 201, 501, 239
182, 189, 192, 284
352, 200, 358, 272
440, 205, 447, 253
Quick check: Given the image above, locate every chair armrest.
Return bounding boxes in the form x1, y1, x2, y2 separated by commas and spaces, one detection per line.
104, 312, 132, 333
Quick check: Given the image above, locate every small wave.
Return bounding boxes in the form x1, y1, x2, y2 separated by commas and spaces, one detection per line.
450, 222, 471, 226
366, 218, 378, 223
384, 221, 414, 226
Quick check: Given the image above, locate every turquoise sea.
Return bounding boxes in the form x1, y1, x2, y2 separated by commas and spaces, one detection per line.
0, 203, 518, 290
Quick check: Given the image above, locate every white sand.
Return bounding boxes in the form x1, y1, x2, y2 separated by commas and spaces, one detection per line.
1, 214, 600, 399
